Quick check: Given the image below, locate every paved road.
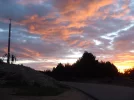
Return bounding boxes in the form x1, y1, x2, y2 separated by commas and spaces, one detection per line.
62, 82, 134, 100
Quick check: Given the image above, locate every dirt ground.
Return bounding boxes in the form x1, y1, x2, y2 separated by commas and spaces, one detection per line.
0, 88, 89, 100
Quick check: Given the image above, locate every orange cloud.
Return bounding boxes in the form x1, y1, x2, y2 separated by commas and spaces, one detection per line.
77, 40, 91, 48
23, 48, 41, 58
112, 8, 130, 19
55, 0, 114, 20
1, 47, 16, 54
20, 14, 83, 40
111, 0, 130, 20
19, 0, 116, 41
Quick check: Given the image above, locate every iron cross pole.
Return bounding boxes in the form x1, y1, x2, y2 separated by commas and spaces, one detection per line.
7, 19, 11, 64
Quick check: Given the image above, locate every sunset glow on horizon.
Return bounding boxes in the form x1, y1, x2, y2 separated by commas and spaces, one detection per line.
0, 0, 134, 72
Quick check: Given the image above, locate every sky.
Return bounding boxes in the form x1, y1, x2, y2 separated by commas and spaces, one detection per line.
0, 0, 134, 72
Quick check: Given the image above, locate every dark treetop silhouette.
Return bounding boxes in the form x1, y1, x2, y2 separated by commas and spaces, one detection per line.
124, 68, 134, 80
44, 51, 119, 81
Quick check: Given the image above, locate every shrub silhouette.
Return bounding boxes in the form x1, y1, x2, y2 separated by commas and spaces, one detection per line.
124, 68, 134, 80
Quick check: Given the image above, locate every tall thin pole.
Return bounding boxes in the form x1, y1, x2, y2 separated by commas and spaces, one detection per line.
7, 19, 11, 64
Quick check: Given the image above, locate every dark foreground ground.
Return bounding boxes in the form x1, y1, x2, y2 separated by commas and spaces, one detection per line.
0, 86, 89, 100
0, 80, 134, 100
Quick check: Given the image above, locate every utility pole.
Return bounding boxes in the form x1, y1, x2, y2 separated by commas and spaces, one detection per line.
7, 19, 11, 64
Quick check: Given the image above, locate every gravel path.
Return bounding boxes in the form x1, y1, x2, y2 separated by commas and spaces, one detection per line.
62, 82, 134, 100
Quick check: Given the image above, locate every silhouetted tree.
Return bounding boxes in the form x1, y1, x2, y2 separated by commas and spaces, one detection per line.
44, 51, 119, 81
124, 68, 134, 79
53, 63, 64, 72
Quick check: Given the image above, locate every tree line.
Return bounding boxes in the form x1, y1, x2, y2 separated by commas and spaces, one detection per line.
43, 51, 120, 81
